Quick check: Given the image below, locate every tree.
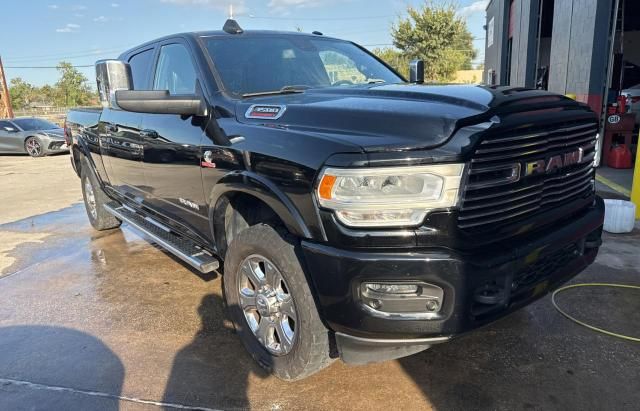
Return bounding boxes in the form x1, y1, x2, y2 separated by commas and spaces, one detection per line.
391, 1, 477, 82
8, 78, 36, 110
54, 62, 93, 107
372, 47, 410, 79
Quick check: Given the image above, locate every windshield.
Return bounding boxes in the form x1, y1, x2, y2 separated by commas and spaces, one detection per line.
12, 118, 59, 131
203, 35, 403, 96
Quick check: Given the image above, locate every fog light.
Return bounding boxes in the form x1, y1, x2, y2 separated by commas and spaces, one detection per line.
425, 299, 439, 312
365, 283, 419, 294
360, 281, 444, 319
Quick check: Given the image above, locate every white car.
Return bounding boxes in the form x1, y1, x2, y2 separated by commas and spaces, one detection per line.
621, 83, 640, 125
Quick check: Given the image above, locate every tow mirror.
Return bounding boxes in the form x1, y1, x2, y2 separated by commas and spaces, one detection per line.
409, 59, 425, 84
95, 59, 133, 108
114, 90, 207, 117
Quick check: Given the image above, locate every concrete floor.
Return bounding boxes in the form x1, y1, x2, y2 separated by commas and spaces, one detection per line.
1, 155, 639, 410
597, 166, 634, 200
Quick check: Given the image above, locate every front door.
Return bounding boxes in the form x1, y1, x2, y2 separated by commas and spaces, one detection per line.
140, 41, 208, 238
99, 47, 155, 201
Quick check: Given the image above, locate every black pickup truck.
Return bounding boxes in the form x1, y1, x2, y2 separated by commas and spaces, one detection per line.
66, 20, 605, 381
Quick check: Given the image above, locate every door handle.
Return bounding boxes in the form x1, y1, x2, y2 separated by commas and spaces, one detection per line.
140, 129, 159, 139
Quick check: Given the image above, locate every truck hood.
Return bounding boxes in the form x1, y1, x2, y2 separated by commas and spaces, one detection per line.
235, 84, 508, 152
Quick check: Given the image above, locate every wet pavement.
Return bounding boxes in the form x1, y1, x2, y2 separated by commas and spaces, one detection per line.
1, 205, 639, 410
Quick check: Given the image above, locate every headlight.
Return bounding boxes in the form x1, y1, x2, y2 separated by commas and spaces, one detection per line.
316, 164, 465, 227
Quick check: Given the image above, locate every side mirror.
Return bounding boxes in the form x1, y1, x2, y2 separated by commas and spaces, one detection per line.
409, 59, 425, 84
95, 59, 133, 108
114, 90, 207, 116
3, 127, 17, 133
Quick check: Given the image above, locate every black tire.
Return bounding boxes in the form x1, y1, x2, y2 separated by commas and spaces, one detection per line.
223, 224, 333, 381
80, 160, 121, 231
24, 136, 45, 157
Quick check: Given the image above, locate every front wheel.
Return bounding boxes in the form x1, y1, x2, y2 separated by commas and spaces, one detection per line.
223, 224, 333, 381
24, 137, 45, 157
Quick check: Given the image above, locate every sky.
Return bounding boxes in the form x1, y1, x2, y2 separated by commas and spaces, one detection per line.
1, 0, 489, 87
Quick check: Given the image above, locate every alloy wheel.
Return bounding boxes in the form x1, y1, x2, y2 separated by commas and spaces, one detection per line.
237, 254, 298, 356
25, 138, 42, 157
84, 178, 98, 220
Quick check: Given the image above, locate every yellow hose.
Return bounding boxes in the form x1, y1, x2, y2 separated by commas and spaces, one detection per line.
551, 283, 640, 342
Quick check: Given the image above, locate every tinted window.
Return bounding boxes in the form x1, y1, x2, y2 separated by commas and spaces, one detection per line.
12, 118, 58, 131
204, 36, 402, 96
128, 48, 154, 90
153, 44, 197, 94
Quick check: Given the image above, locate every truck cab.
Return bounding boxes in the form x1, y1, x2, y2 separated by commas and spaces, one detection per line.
66, 20, 604, 381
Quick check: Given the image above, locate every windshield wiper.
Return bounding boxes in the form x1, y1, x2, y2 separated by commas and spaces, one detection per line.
242, 85, 311, 98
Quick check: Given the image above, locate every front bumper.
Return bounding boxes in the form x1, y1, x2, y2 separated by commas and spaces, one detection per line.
302, 197, 604, 344
45, 141, 69, 153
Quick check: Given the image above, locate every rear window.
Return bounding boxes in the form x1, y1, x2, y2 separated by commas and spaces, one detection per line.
128, 48, 154, 90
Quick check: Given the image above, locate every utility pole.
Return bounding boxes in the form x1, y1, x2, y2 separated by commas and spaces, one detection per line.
0, 56, 14, 118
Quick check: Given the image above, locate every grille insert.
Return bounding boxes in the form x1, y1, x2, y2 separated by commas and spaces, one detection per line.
459, 121, 597, 230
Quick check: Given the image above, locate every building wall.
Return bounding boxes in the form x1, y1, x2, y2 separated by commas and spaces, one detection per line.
484, 0, 510, 85
547, 0, 614, 112
452, 70, 484, 84
484, 0, 615, 114
622, 31, 640, 67
509, 0, 539, 87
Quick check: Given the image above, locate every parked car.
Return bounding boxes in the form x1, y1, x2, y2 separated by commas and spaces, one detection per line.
66, 20, 605, 381
622, 83, 640, 125
0, 117, 68, 157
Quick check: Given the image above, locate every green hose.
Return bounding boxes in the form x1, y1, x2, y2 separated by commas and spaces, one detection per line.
551, 283, 640, 342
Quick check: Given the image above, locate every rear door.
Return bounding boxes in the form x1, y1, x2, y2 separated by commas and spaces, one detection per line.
0, 120, 21, 152
139, 40, 209, 237
99, 47, 154, 199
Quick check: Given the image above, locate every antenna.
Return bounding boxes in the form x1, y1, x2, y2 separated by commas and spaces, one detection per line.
223, 4, 243, 34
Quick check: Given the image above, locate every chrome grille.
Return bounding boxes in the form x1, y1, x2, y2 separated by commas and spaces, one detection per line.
459, 121, 598, 230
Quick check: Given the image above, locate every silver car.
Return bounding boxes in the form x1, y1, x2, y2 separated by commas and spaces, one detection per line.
0, 117, 69, 157
621, 83, 640, 125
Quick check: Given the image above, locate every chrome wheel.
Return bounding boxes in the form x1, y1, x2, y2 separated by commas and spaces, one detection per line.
84, 178, 98, 220
238, 254, 297, 356
25, 138, 42, 157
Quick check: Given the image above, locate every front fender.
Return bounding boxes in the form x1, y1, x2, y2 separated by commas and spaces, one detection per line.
209, 170, 316, 240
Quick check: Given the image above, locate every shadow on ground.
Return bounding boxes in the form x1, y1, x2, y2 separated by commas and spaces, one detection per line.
1, 206, 639, 410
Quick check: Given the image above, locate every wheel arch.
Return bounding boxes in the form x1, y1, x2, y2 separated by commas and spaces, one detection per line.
209, 172, 313, 259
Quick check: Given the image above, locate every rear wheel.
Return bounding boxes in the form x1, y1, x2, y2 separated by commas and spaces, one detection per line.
81, 160, 121, 231
223, 224, 333, 381
24, 137, 45, 157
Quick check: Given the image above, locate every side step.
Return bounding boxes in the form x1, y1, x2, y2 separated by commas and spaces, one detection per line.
104, 202, 219, 273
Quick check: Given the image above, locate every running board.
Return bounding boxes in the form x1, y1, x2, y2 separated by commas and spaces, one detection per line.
104, 202, 219, 273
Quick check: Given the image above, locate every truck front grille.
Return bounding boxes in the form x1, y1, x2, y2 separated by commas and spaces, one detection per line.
459, 121, 598, 230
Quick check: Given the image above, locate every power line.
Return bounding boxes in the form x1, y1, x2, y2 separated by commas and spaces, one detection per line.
248, 14, 391, 21
5, 64, 94, 69
4, 46, 130, 63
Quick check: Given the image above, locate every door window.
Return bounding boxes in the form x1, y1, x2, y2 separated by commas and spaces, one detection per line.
153, 44, 197, 94
128, 48, 154, 90
0, 121, 16, 132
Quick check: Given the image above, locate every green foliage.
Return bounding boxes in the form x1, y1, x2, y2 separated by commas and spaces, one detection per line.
54, 62, 93, 107
391, 1, 477, 82
8, 78, 37, 110
8, 62, 95, 109
372, 48, 409, 79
